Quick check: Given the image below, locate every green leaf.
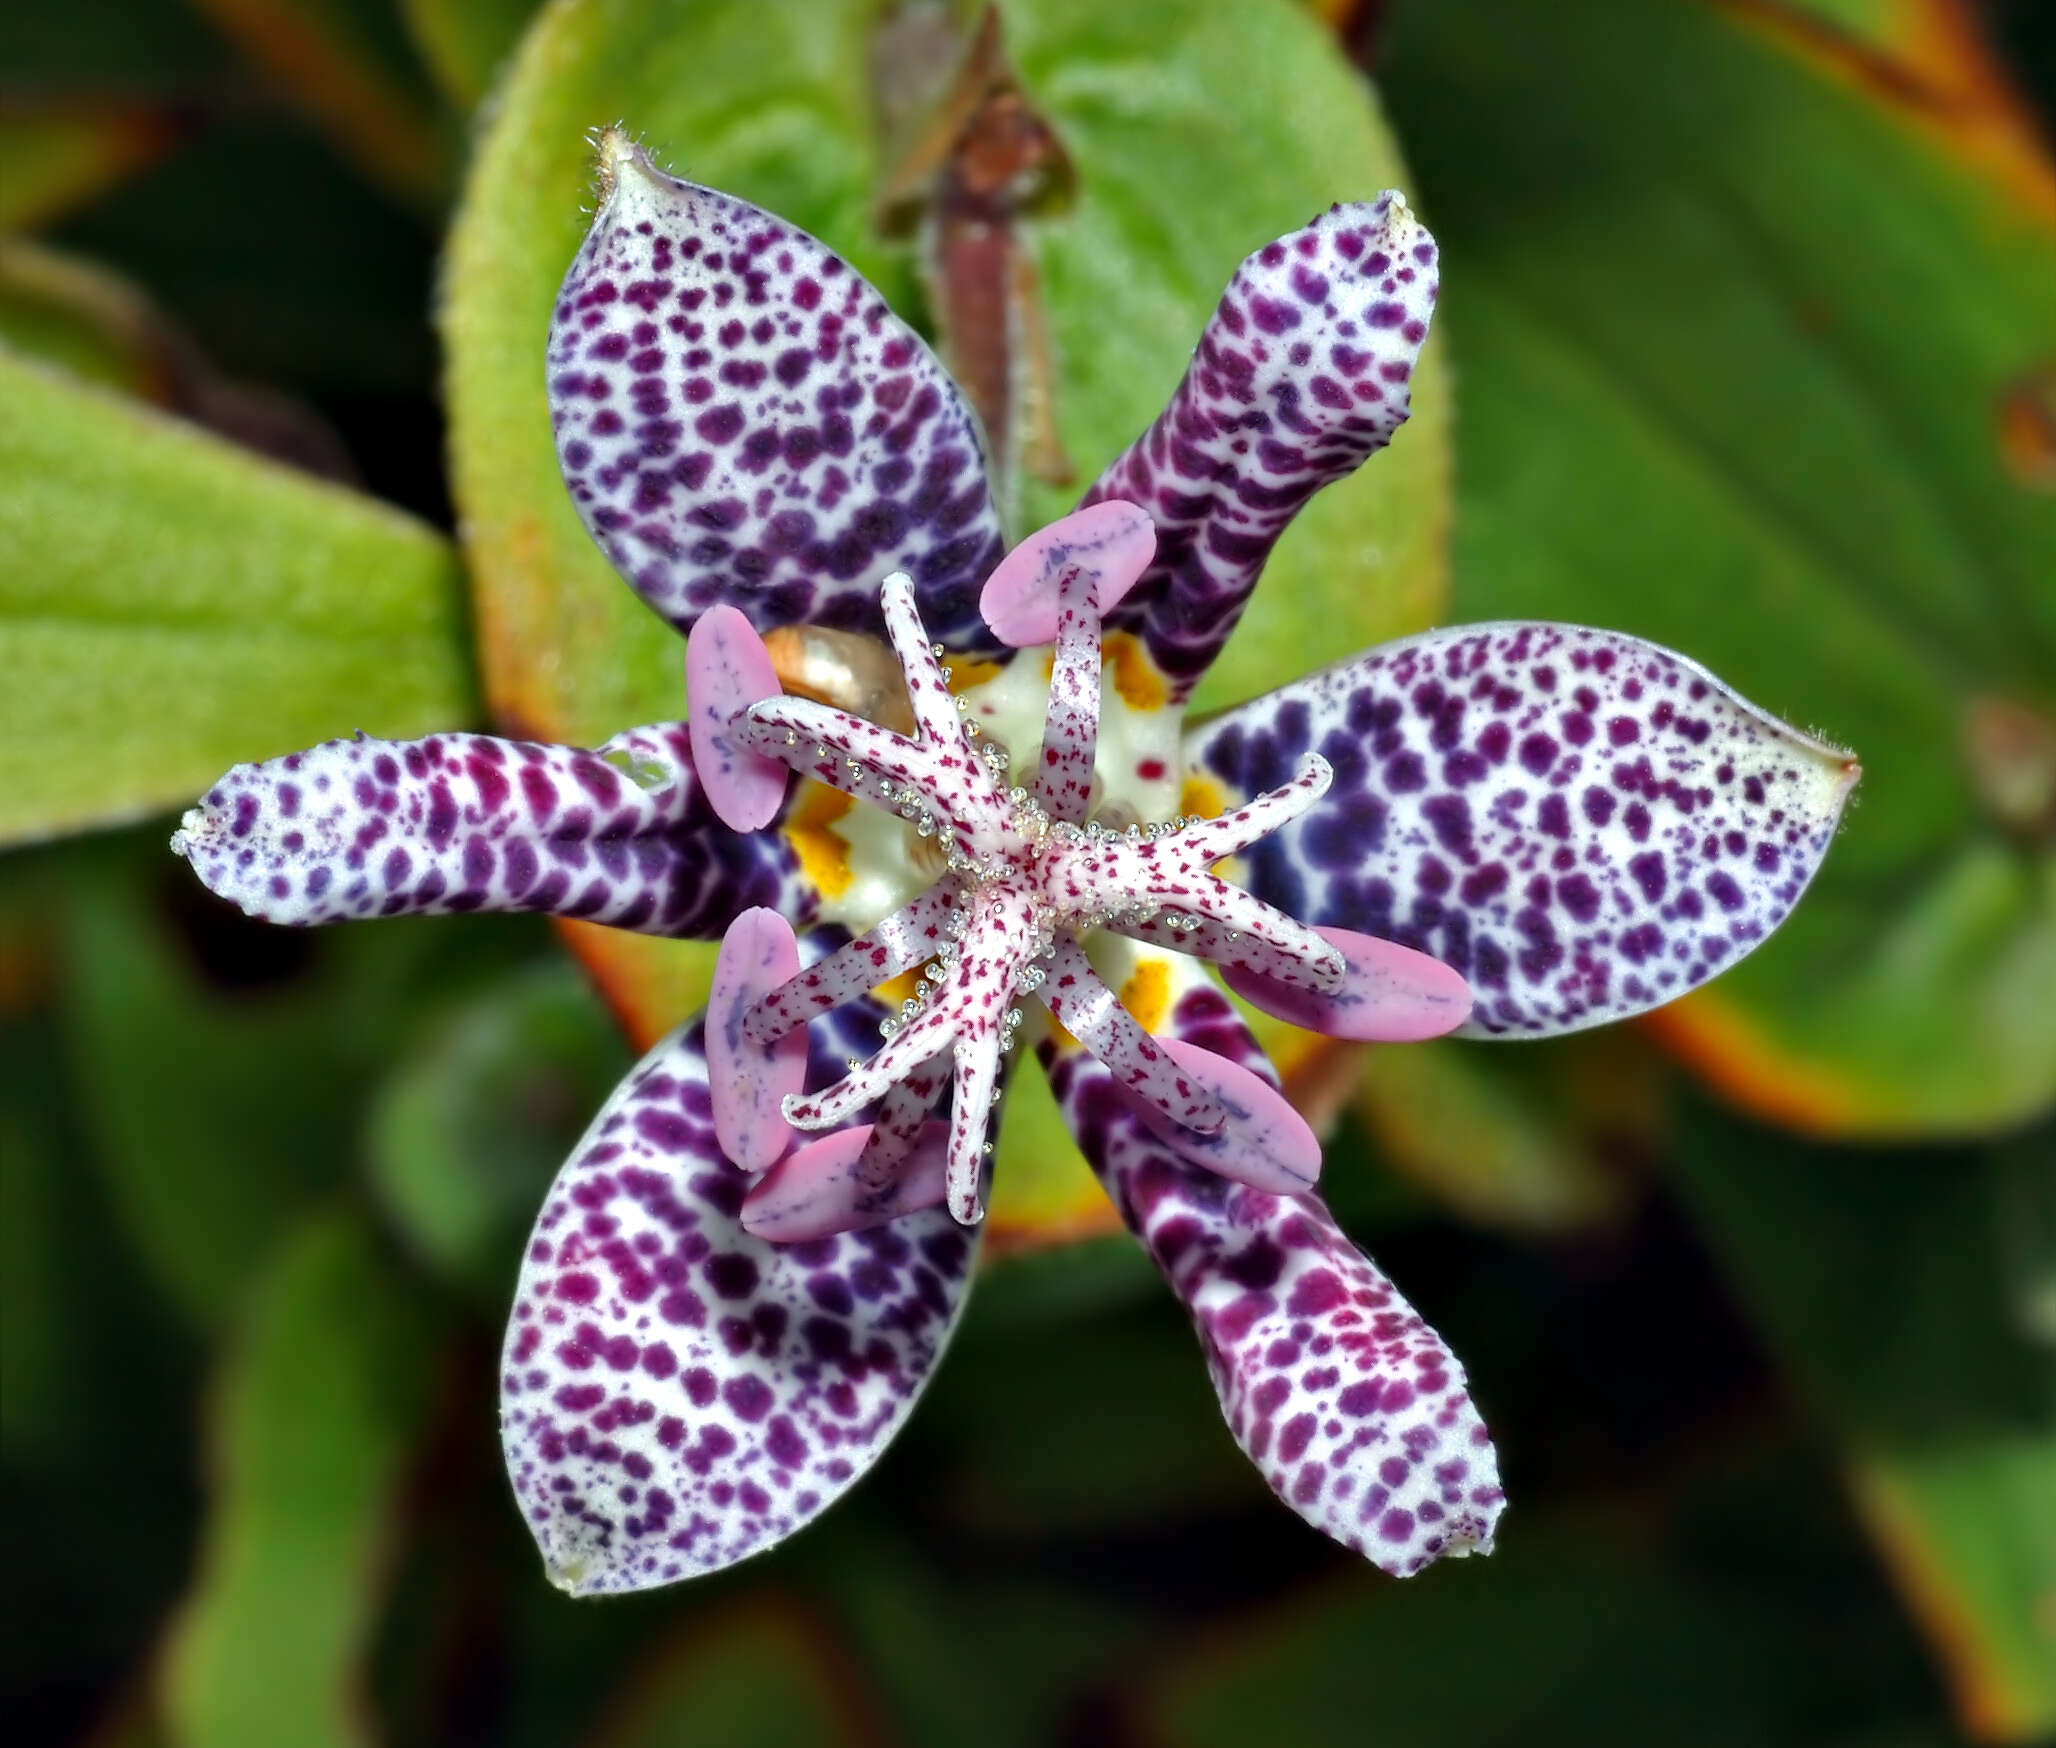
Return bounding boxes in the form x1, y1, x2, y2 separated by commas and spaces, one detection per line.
54, 837, 531, 1328
912, 1297, 1259, 1533
0, 237, 165, 397
1124, 1511, 1937, 1748
1003, 0, 1450, 713
365, 956, 629, 1305
160, 1210, 441, 1748
0, 975, 201, 1697
56, 853, 364, 1327
1670, 1107, 2056, 1741
1351, 1032, 1637, 1234
0, 106, 174, 228
1379, 0, 2056, 1135
442, 0, 1449, 1239
0, 347, 476, 845
575, 1594, 881, 1748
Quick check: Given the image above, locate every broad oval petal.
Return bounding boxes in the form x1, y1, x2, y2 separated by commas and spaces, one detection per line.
1043, 973, 1504, 1576
501, 1018, 979, 1593
549, 134, 1005, 652
172, 723, 810, 939
1186, 623, 1859, 1037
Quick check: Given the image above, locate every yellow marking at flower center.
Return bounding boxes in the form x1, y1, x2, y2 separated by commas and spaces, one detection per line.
1180, 774, 1226, 819
874, 967, 923, 1009
1105, 632, 1167, 711
943, 655, 1004, 691
1117, 959, 1171, 1033
783, 784, 854, 898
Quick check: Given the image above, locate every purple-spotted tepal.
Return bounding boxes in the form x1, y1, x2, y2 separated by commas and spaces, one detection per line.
172, 128, 1859, 1595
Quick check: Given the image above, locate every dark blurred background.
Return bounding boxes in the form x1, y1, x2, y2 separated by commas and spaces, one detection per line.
3, 3, 2052, 1745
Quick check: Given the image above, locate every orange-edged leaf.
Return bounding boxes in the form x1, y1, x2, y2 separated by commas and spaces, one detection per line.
1381, 0, 2056, 1136
187, 0, 452, 207
1670, 1105, 2056, 1742
0, 104, 177, 229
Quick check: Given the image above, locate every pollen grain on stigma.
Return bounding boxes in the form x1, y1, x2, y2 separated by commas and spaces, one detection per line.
693, 504, 1380, 1242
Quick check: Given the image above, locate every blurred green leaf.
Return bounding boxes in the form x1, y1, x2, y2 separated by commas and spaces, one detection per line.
1126, 1511, 1942, 1748
51, 116, 443, 404
55, 839, 534, 1328
0, 106, 176, 229
366, 956, 629, 1305
399, 0, 542, 109
1380, 0, 2056, 1136
0, 0, 228, 92
913, 1297, 1258, 1533
967, 1229, 1159, 1334
0, 237, 166, 397
57, 856, 368, 1327
442, 0, 1448, 1240
1670, 1108, 2056, 1740
579, 1593, 881, 1748
1352, 1033, 1635, 1234
185, 0, 453, 207
1992, 1127, 2056, 1348
797, 1518, 1152, 1748
0, 236, 364, 480
1, 984, 200, 1705
0, 347, 475, 844
160, 1209, 442, 1748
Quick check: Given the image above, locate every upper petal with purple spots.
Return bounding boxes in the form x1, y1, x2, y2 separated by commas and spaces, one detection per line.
549, 136, 1005, 654
1081, 194, 1438, 697
1043, 969, 1503, 1576
502, 1017, 978, 1594
172, 723, 808, 938
1185, 622, 1859, 1036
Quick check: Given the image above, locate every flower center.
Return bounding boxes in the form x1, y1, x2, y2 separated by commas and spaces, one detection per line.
686, 506, 1455, 1244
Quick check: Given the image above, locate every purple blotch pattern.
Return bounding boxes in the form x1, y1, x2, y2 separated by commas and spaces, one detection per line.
1187, 622, 1859, 1036
171, 723, 808, 940
1044, 976, 1503, 1575
501, 1016, 977, 1594
1080, 194, 1438, 697
549, 139, 1006, 654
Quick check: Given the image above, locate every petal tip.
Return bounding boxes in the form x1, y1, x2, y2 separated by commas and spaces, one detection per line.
591, 124, 673, 208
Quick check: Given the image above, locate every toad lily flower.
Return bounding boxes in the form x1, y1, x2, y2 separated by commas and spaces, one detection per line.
171, 133, 1858, 1596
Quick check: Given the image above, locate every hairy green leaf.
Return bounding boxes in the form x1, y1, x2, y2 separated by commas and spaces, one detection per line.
0, 349, 476, 844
